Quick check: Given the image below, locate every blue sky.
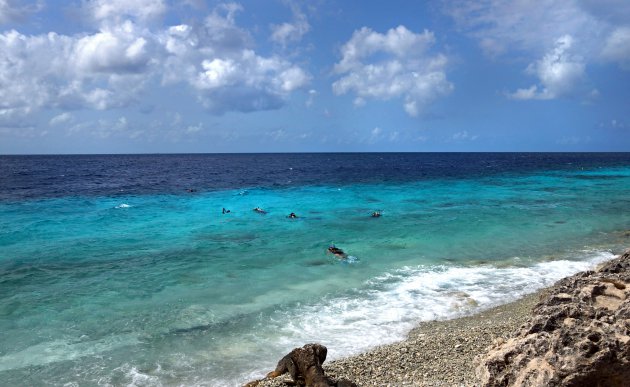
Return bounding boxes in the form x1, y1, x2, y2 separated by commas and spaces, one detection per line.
1, 0, 629, 153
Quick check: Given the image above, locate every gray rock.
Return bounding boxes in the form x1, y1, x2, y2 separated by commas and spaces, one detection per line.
245, 343, 357, 387
475, 250, 630, 387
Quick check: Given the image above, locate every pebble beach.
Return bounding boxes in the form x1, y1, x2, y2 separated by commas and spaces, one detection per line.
256, 292, 542, 386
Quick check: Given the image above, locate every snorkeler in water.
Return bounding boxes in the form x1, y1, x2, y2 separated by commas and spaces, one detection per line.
253, 207, 267, 214
371, 210, 382, 217
327, 244, 348, 259
222, 208, 231, 214
288, 212, 298, 218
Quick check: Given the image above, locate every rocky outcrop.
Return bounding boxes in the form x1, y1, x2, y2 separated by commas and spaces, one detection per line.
476, 250, 630, 386
245, 343, 357, 387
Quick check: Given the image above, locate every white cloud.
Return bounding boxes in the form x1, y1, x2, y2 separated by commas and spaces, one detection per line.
368, 126, 382, 143
444, 0, 630, 101
601, 27, 630, 69
601, 118, 627, 129
192, 50, 310, 113
509, 85, 538, 100
332, 25, 453, 116
162, 5, 311, 114
0, 31, 74, 120
0, 2, 311, 128
270, 1, 310, 47
194, 3, 251, 52
186, 122, 203, 133
510, 35, 585, 100
73, 21, 154, 74
66, 115, 136, 139
0, 25, 157, 123
0, 105, 34, 128
82, 0, 167, 27
114, 116, 128, 130
266, 128, 287, 141
197, 58, 239, 89
452, 130, 478, 141
446, 0, 630, 68
305, 89, 317, 107
0, 0, 42, 24
49, 112, 74, 126
362, 126, 402, 144
444, 0, 599, 57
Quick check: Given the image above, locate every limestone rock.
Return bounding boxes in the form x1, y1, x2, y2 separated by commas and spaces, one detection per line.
475, 250, 630, 386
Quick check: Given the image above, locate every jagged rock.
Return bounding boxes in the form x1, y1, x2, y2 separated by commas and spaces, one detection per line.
245, 343, 357, 387
475, 250, 630, 386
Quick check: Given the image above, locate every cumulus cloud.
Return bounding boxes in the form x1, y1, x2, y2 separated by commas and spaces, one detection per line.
82, 0, 167, 27
0, 105, 34, 129
0, 0, 42, 24
0, 23, 157, 120
0, 2, 311, 128
73, 21, 154, 74
443, 0, 630, 101
509, 35, 585, 100
270, 1, 310, 47
332, 25, 453, 116
601, 27, 630, 70
162, 5, 310, 114
49, 112, 74, 126
443, 0, 599, 57
445, 0, 630, 67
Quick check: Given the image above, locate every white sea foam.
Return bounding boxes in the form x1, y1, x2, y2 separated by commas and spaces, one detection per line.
201, 250, 618, 386
125, 365, 162, 387
0, 333, 141, 372
262, 250, 615, 364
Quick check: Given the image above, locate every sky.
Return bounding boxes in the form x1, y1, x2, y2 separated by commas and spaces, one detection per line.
0, 0, 629, 154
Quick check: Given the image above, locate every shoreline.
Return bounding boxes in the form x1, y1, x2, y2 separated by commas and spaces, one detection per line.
253, 247, 630, 386
256, 291, 543, 386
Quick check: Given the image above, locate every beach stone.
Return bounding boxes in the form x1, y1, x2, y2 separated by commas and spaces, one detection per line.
245, 343, 357, 387
475, 250, 630, 387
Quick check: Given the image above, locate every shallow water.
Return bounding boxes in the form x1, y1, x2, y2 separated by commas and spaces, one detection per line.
1, 153, 629, 385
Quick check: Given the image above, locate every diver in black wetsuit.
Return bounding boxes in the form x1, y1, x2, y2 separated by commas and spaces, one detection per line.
328, 245, 348, 259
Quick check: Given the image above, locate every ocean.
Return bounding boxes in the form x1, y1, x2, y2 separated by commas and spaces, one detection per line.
1, 153, 629, 386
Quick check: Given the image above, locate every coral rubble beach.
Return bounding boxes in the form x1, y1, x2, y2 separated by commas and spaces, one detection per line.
254, 249, 630, 387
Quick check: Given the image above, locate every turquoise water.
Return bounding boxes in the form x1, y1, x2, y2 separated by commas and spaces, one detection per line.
1, 162, 630, 385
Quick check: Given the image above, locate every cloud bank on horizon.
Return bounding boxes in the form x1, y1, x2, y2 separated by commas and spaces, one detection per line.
1, 0, 629, 153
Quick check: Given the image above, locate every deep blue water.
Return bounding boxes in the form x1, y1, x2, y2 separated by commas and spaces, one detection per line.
1, 153, 629, 386
3, 153, 629, 200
